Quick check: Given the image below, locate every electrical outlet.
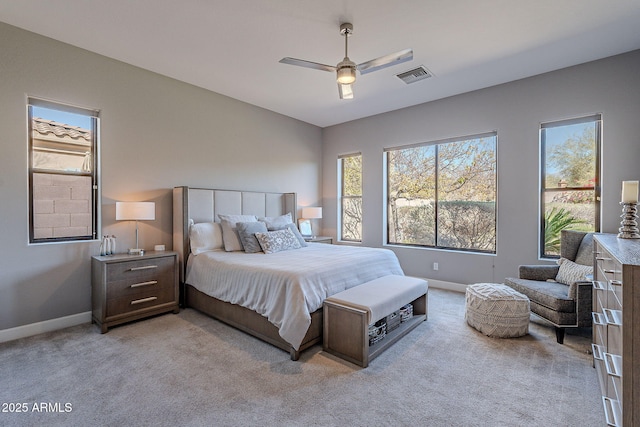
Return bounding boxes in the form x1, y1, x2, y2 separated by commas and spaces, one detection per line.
433, 262, 439, 271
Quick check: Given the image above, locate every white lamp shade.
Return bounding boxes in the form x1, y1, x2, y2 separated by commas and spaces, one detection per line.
116, 202, 155, 221
302, 207, 322, 219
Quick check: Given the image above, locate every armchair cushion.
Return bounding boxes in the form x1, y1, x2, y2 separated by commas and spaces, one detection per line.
504, 278, 574, 313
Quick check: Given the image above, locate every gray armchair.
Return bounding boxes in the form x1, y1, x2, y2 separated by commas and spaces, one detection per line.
504, 230, 594, 344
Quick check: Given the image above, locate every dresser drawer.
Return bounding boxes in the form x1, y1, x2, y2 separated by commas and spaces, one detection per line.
106, 256, 174, 283
106, 285, 177, 317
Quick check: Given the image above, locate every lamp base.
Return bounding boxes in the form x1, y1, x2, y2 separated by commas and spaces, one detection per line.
618, 202, 640, 239
128, 248, 145, 255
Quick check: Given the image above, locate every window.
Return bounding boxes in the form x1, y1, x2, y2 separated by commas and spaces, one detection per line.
338, 153, 362, 242
28, 98, 100, 243
386, 132, 497, 253
540, 115, 601, 257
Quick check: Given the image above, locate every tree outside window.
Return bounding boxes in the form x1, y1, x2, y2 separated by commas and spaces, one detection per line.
339, 153, 362, 242
540, 115, 601, 257
386, 133, 497, 253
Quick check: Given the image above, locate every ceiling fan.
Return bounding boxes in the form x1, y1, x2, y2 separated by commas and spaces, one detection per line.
279, 23, 413, 100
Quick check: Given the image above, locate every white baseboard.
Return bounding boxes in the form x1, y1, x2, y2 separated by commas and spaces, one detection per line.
419, 278, 467, 293
0, 311, 91, 344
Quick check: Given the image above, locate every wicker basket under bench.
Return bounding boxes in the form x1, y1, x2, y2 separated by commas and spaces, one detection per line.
323, 275, 428, 367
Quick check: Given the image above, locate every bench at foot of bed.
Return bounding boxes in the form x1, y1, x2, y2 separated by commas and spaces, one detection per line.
322, 275, 428, 367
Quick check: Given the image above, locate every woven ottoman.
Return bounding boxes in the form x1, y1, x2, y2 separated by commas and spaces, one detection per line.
465, 283, 530, 338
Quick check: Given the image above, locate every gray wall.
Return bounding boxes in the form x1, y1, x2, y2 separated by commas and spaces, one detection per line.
0, 23, 322, 331
322, 50, 640, 286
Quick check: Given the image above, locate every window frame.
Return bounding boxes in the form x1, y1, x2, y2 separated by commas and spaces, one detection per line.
338, 152, 362, 243
539, 114, 601, 258
384, 131, 498, 254
28, 97, 100, 244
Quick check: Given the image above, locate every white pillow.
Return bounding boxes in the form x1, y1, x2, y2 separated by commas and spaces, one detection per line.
255, 228, 302, 254
218, 214, 258, 252
189, 222, 224, 255
259, 212, 292, 229
555, 257, 593, 285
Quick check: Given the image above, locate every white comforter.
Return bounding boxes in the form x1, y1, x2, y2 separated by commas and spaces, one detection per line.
186, 243, 404, 350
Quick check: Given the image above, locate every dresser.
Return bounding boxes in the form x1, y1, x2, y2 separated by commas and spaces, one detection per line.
91, 251, 179, 333
592, 234, 640, 427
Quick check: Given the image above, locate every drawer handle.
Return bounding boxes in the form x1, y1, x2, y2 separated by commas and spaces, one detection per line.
130, 280, 158, 288
593, 281, 607, 291
130, 296, 158, 305
602, 396, 620, 427
595, 256, 610, 261
609, 280, 622, 287
604, 352, 622, 378
129, 265, 158, 271
603, 308, 622, 326
603, 269, 618, 274
591, 344, 604, 361
592, 312, 605, 326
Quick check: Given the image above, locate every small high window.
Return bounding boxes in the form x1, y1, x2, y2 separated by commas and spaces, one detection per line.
28, 98, 100, 243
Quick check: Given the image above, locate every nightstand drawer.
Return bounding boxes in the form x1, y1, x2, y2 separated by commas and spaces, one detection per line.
106, 286, 176, 317
106, 256, 174, 282
106, 270, 175, 300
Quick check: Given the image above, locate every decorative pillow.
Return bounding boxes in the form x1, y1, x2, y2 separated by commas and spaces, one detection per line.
189, 222, 224, 255
236, 221, 268, 253
258, 212, 293, 229
270, 223, 308, 247
255, 228, 302, 254
218, 214, 258, 252
556, 257, 593, 285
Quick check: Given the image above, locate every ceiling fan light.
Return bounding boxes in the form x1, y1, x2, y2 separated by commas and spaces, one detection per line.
336, 66, 355, 84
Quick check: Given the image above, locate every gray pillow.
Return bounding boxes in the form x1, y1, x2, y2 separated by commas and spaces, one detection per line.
259, 212, 293, 229
236, 221, 268, 253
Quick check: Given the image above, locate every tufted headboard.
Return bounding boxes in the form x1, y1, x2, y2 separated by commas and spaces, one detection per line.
172, 186, 297, 282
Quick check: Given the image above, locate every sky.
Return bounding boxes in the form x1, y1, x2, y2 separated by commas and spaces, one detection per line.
32, 106, 92, 129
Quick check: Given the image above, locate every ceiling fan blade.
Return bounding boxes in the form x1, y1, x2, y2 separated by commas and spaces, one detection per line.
279, 57, 336, 73
338, 83, 354, 100
357, 48, 413, 75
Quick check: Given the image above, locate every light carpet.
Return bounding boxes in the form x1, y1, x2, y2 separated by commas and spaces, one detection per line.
0, 289, 603, 426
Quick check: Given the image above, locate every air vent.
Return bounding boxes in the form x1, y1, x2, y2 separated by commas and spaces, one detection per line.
396, 66, 433, 84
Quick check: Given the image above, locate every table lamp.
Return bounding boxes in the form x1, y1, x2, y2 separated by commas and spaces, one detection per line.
302, 207, 322, 238
115, 201, 155, 254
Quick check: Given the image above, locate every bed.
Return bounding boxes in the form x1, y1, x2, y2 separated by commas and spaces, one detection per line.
173, 186, 404, 360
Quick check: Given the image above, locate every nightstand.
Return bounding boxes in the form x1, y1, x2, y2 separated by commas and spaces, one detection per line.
91, 251, 179, 333
304, 236, 333, 244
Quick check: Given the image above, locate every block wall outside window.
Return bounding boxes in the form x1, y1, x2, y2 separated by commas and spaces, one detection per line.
32, 173, 92, 239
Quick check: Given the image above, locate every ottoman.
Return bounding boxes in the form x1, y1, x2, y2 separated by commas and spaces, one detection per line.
465, 283, 530, 338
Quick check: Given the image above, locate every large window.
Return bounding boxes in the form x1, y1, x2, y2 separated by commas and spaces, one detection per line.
386, 132, 497, 253
28, 98, 100, 243
540, 115, 601, 257
338, 153, 362, 242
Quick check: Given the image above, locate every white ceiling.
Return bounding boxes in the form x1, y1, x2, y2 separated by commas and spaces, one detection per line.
2, 0, 640, 127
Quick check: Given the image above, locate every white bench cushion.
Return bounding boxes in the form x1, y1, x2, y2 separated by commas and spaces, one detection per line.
324, 275, 428, 324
